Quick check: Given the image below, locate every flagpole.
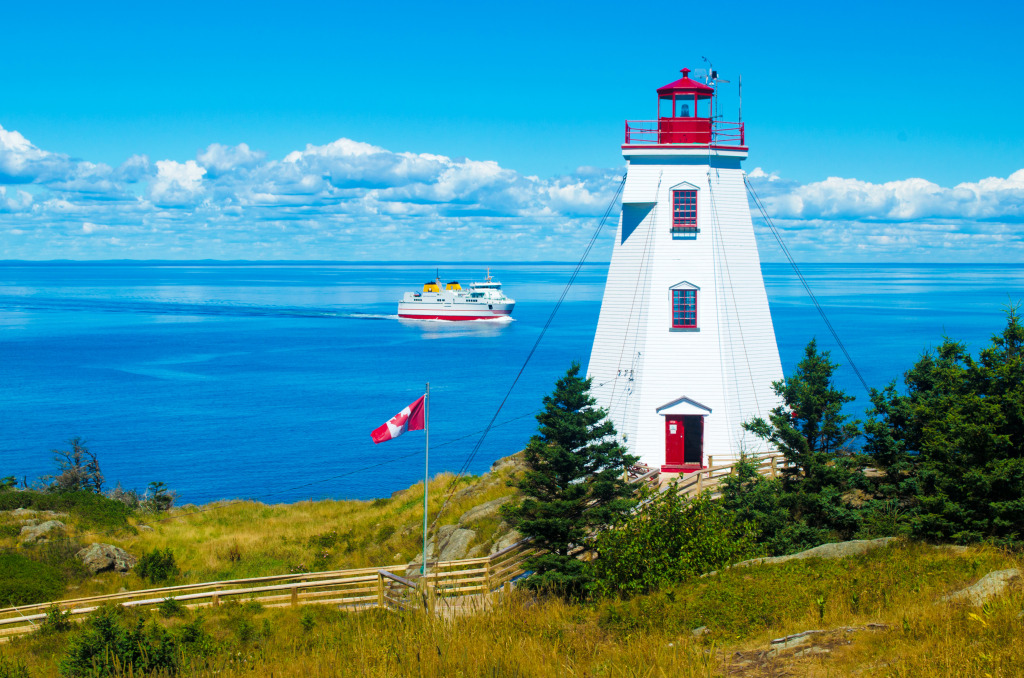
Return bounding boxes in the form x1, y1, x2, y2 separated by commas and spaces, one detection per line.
422, 382, 429, 576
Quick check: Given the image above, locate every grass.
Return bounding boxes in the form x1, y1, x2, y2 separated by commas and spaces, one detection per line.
1, 540, 1021, 676
0, 465, 522, 601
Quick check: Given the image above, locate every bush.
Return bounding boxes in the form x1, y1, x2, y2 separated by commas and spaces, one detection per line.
39, 604, 73, 634
144, 482, 175, 512
60, 604, 179, 676
136, 548, 180, 584
0, 490, 134, 532
158, 597, 186, 618
589, 493, 760, 598
0, 552, 66, 605
0, 656, 30, 678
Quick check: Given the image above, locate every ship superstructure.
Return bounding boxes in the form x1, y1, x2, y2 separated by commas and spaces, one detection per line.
397, 270, 515, 321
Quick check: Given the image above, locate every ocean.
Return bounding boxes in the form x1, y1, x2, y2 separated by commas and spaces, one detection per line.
1, 262, 1021, 504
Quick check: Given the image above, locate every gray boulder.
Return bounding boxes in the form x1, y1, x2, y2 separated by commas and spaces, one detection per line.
458, 496, 512, 525
406, 525, 478, 576
490, 528, 523, 554
76, 543, 137, 574
731, 538, 896, 569
20, 520, 66, 544
943, 568, 1021, 606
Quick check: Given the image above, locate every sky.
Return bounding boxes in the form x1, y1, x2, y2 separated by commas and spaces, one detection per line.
1, 0, 1022, 262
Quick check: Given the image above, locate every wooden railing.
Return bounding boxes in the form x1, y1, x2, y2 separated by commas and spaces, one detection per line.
0, 453, 781, 641
670, 453, 784, 501
0, 540, 535, 641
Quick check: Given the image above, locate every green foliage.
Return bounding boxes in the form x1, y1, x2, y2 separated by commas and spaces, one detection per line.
145, 481, 175, 512
0, 656, 31, 678
0, 490, 133, 532
865, 308, 1024, 545
39, 604, 73, 634
48, 437, 104, 494
589, 493, 759, 597
502, 362, 639, 597
60, 604, 179, 676
740, 340, 865, 552
158, 597, 186, 618
0, 476, 17, 492
135, 548, 180, 584
0, 552, 66, 606
299, 609, 316, 633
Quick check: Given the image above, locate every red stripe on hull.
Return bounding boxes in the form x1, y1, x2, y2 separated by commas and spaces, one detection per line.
398, 312, 512, 321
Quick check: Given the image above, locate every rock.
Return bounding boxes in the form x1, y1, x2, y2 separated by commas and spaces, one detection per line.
794, 646, 832, 658
76, 543, 137, 574
731, 538, 896, 569
466, 544, 488, 559
20, 520, 66, 544
458, 496, 513, 525
18, 519, 40, 527
943, 569, 1021, 606
137, 524, 154, 532
490, 529, 523, 554
406, 525, 478, 575
490, 453, 525, 474
691, 626, 709, 637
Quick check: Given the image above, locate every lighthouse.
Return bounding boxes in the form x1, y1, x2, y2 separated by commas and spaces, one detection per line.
587, 68, 783, 474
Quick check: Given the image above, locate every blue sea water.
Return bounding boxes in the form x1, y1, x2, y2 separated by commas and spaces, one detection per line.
1, 262, 1022, 504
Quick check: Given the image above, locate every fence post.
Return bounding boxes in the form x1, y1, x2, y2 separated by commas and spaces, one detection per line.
770, 456, 778, 478
210, 594, 219, 607
291, 585, 299, 607
696, 471, 703, 492
708, 455, 714, 469
484, 559, 493, 593
376, 572, 385, 609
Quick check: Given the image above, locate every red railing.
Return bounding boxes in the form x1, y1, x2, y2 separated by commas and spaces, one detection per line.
624, 120, 745, 147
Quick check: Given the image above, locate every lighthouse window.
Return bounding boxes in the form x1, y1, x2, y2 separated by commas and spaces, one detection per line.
672, 289, 697, 328
673, 190, 697, 227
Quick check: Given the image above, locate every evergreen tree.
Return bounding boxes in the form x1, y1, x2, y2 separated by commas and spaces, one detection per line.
865, 308, 1024, 545
742, 339, 863, 546
502, 362, 638, 596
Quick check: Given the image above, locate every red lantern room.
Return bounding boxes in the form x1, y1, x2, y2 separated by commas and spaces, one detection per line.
656, 68, 714, 144
623, 67, 745, 148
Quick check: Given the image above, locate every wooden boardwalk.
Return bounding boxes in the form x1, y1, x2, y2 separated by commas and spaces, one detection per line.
1, 452, 781, 640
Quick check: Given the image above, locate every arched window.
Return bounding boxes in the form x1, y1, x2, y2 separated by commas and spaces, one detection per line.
669, 281, 699, 329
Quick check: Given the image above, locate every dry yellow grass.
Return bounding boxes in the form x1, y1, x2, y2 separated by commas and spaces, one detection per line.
2, 466, 521, 601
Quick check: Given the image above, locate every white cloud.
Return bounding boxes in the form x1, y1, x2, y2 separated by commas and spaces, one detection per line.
197, 143, 265, 177
149, 160, 207, 206
2, 122, 1023, 262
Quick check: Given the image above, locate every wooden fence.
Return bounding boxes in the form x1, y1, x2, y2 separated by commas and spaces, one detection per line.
0, 540, 536, 641
0, 452, 777, 641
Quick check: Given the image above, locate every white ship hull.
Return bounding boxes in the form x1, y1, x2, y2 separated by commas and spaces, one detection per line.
397, 301, 514, 320
397, 271, 515, 321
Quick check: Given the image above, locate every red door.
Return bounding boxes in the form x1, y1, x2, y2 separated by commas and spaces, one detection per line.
664, 416, 686, 467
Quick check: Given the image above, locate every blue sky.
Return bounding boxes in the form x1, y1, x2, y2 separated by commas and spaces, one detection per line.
2, 0, 1022, 261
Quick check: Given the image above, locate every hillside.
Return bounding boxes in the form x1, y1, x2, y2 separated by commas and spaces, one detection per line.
1, 538, 1021, 676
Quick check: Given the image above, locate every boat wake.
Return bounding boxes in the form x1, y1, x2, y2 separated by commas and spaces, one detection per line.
0, 295, 397, 321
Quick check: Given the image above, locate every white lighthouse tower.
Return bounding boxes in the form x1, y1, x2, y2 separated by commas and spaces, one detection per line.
587, 67, 783, 474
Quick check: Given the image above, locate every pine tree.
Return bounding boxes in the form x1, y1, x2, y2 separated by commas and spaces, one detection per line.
502, 362, 638, 596
742, 339, 863, 545
866, 308, 1024, 545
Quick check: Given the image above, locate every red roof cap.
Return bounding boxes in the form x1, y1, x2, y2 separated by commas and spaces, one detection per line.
657, 67, 714, 96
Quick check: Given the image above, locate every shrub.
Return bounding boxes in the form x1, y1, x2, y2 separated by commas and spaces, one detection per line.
158, 597, 186, 618
299, 609, 316, 633
0, 656, 30, 678
136, 548, 180, 584
0, 552, 66, 605
60, 604, 179, 676
144, 482, 175, 512
39, 604, 73, 634
0, 490, 134, 532
47, 438, 103, 494
589, 493, 760, 598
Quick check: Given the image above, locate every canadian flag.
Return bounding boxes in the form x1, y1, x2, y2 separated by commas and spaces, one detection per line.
371, 395, 426, 444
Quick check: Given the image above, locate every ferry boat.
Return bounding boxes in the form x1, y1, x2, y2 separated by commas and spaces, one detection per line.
397, 270, 515, 321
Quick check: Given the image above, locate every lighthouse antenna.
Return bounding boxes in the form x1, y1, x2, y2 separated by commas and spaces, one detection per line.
739, 74, 742, 123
